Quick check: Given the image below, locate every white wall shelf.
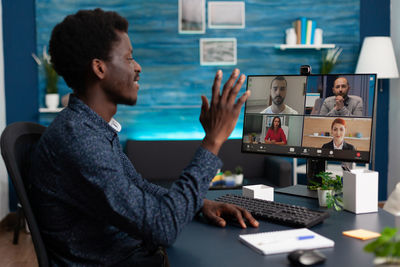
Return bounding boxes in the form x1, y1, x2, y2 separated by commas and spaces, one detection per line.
39, 107, 64, 113
275, 44, 336, 50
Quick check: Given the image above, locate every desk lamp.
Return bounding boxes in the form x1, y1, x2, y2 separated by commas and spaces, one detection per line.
355, 36, 399, 92
355, 36, 399, 171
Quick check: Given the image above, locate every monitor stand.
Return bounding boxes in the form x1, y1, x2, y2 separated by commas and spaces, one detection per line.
275, 159, 326, 199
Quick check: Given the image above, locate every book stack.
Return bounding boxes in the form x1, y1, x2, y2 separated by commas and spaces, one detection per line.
293, 17, 317, 45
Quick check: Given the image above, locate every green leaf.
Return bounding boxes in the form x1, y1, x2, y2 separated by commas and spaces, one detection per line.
394, 241, 400, 257
381, 227, 398, 239
326, 194, 334, 209
364, 227, 400, 257
376, 243, 395, 257
315, 171, 343, 210
364, 239, 382, 252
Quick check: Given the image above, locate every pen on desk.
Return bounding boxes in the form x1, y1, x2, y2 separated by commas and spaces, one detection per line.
297, 235, 315, 240
341, 163, 351, 172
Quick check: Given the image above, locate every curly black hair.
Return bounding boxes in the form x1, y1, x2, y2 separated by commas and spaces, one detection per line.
49, 8, 128, 93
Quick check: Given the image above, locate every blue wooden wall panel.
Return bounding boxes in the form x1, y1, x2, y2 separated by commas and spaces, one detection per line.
36, 0, 360, 143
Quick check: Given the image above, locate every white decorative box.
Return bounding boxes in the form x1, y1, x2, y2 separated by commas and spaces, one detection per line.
343, 170, 378, 214
242, 184, 274, 201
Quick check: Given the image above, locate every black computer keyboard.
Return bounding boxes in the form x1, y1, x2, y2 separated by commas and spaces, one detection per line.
215, 194, 329, 228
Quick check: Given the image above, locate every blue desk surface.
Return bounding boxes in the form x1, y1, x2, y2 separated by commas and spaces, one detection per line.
167, 190, 396, 267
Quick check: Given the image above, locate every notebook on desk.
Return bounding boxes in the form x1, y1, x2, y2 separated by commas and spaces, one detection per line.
239, 228, 334, 255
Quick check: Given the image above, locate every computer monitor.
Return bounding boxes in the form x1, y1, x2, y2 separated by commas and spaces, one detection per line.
241, 73, 377, 194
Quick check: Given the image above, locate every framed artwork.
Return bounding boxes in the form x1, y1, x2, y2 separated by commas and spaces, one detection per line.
208, 1, 245, 29
200, 38, 237, 66
179, 0, 206, 34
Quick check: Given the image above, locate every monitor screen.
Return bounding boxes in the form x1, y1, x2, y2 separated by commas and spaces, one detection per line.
241, 74, 377, 163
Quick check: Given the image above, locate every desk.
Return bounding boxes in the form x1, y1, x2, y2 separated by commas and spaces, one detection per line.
167, 190, 397, 267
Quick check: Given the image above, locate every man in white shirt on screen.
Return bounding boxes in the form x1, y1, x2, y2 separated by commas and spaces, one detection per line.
260, 76, 298, 114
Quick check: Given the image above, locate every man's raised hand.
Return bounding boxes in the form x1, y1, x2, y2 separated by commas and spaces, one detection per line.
200, 69, 250, 155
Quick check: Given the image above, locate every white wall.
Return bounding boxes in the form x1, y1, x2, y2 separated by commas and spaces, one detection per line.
388, 0, 400, 197
0, 2, 9, 220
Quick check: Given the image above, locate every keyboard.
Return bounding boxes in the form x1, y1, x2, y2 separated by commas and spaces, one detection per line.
215, 194, 329, 228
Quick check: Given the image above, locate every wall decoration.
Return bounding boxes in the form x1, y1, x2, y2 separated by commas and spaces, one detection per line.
200, 38, 237, 65
179, 0, 205, 34
36, 0, 360, 142
208, 1, 245, 29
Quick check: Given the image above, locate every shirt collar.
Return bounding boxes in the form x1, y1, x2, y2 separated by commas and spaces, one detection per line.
68, 94, 120, 141
333, 141, 344, 150
109, 118, 122, 132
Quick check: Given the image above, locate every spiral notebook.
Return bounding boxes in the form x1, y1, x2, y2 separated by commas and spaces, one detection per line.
239, 228, 334, 255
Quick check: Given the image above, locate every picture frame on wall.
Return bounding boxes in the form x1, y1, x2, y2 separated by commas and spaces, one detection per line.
179, 0, 205, 34
208, 1, 245, 29
200, 38, 237, 66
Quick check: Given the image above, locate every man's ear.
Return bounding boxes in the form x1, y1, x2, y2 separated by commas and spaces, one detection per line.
91, 59, 107, 80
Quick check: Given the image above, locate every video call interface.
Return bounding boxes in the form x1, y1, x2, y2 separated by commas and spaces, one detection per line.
242, 74, 377, 163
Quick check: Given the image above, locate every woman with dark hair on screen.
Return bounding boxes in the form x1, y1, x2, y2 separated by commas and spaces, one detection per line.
264, 116, 287, 145
322, 118, 355, 150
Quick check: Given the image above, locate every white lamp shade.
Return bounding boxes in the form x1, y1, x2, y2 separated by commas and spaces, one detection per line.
355, 37, 399, 79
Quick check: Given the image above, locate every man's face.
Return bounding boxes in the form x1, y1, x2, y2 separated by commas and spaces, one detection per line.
332, 77, 349, 97
270, 79, 287, 106
103, 31, 141, 105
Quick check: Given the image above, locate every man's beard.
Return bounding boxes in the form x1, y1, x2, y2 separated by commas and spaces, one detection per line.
272, 96, 284, 105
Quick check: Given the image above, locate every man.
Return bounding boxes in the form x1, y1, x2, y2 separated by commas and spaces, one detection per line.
319, 76, 363, 116
29, 9, 258, 266
260, 76, 298, 114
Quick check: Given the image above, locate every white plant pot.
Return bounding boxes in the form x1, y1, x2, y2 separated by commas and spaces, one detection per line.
45, 93, 59, 109
234, 174, 244, 185
317, 189, 333, 207
224, 175, 236, 186
374, 257, 400, 266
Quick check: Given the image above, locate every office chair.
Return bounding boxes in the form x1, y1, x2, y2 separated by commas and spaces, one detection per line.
0, 122, 49, 267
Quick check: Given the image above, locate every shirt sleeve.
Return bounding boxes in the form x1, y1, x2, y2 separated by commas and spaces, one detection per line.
119, 150, 169, 197
61, 133, 222, 248
280, 128, 287, 144
330, 107, 351, 116
265, 129, 271, 141
319, 100, 329, 115
353, 98, 363, 116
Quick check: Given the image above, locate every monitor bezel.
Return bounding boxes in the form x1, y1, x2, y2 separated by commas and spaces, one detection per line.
241, 73, 378, 164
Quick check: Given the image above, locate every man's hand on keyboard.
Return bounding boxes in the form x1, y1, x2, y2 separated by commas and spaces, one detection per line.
201, 199, 259, 229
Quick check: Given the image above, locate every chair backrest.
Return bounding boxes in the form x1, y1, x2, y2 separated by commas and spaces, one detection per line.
0, 122, 49, 267
281, 125, 289, 140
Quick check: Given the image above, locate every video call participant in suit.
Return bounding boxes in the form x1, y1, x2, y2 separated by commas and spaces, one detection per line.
322, 118, 355, 150
28, 9, 258, 266
260, 76, 298, 114
319, 76, 363, 116
264, 116, 287, 145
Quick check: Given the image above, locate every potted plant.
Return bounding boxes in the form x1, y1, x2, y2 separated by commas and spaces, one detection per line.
250, 133, 257, 143
320, 47, 342, 74
223, 170, 235, 186
32, 46, 59, 109
234, 165, 244, 186
364, 227, 400, 266
309, 171, 343, 210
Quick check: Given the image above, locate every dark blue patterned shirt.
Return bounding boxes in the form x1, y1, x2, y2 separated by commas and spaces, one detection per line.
29, 95, 222, 266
